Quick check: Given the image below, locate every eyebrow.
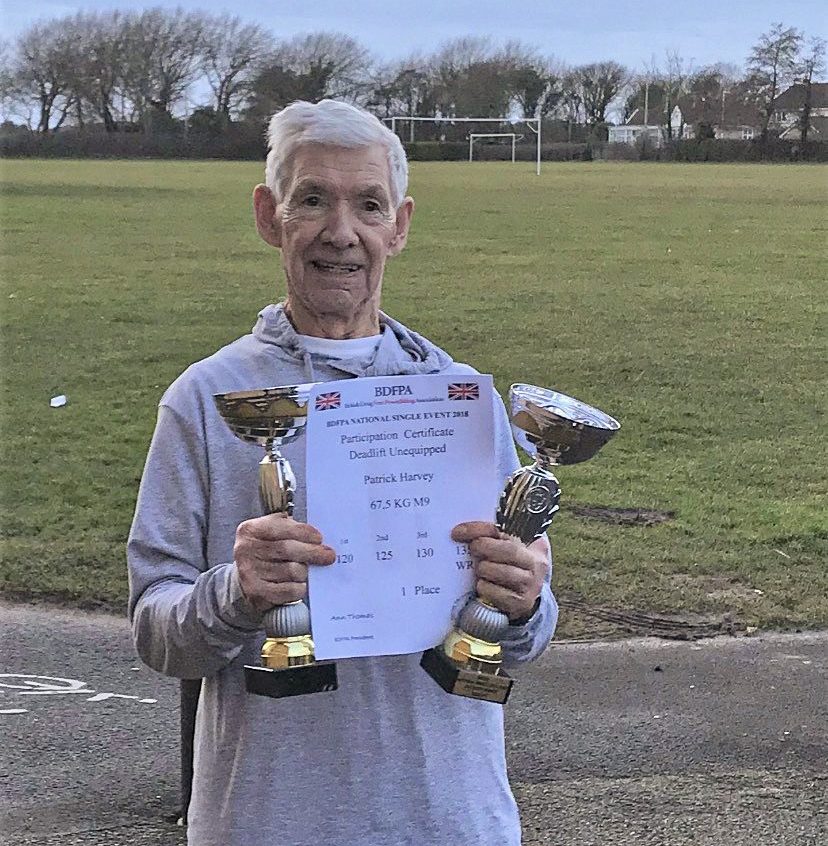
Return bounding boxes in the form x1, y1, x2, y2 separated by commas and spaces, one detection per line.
291, 178, 390, 203
357, 183, 390, 200
291, 179, 330, 196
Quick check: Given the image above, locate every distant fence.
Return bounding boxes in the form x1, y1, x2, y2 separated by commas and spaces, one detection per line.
403, 141, 588, 162
0, 127, 265, 160
603, 138, 828, 163
2, 129, 826, 164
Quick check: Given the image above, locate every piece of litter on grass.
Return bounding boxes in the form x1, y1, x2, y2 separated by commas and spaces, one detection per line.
753, 589, 764, 595
50, 395, 67, 408
773, 549, 791, 559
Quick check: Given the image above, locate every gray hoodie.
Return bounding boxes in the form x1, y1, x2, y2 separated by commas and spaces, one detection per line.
128, 303, 558, 846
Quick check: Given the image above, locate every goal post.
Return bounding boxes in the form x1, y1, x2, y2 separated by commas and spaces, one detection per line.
469, 133, 520, 163
386, 116, 542, 175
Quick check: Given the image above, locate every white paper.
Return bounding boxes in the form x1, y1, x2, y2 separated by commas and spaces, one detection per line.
306, 374, 496, 660
50, 395, 67, 408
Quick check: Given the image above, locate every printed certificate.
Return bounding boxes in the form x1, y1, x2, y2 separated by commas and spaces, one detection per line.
305, 374, 497, 660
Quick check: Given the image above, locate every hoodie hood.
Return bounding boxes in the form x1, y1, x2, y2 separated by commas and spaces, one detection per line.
251, 303, 455, 380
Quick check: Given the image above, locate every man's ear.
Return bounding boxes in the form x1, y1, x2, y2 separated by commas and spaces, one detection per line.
253, 184, 282, 249
387, 197, 415, 257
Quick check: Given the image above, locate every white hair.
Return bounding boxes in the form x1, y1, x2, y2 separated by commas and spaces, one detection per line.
264, 99, 408, 208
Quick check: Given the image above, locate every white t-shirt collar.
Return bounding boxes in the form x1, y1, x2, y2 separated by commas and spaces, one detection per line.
297, 332, 382, 360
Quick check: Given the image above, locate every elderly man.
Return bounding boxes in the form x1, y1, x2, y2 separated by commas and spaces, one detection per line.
128, 99, 557, 846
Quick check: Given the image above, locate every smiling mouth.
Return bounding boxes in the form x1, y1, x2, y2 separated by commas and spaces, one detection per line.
311, 260, 363, 275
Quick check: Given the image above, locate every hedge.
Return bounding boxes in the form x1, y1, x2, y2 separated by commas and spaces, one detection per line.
2, 129, 826, 164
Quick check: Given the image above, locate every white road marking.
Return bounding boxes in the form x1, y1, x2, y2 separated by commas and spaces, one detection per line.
0, 673, 158, 707
0, 674, 93, 694
86, 692, 148, 702
0, 708, 28, 714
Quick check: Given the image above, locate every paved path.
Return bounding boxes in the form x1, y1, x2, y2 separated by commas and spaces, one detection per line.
1, 601, 825, 845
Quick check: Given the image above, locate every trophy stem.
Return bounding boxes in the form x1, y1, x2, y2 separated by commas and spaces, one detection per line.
259, 441, 296, 517
257, 447, 313, 648
533, 449, 558, 472
496, 463, 561, 546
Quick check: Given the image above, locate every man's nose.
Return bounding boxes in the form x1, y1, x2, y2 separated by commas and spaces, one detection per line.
320, 202, 358, 249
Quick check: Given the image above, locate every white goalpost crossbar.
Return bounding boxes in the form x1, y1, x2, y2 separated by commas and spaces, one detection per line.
385, 116, 542, 175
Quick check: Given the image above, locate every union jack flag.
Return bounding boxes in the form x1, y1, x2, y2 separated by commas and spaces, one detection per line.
315, 391, 341, 411
448, 382, 480, 401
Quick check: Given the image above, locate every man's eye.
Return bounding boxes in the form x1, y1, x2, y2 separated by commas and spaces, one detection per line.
303, 195, 321, 207
364, 199, 381, 212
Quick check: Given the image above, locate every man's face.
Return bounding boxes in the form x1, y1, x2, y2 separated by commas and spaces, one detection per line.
256, 142, 413, 337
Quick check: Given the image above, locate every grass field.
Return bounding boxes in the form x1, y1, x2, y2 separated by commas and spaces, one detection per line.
1, 159, 826, 636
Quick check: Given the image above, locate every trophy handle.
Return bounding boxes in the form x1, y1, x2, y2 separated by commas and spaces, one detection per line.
496, 464, 561, 546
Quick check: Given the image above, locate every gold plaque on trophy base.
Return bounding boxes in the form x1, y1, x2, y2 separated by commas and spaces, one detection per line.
420, 647, 513, 705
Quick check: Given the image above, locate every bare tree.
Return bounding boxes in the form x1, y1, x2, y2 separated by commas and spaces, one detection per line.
571, 61, 627, 127
121, 8, 205, 130
367, 57, 434, 125
747, 22, 802, 143
9, 22, 78, 132
201, 14, 273, 121
660, 51, 694, 138
271, 32, 372, 103
427, 36, 493, 116
796, 36, 827, 143
66, 11, 129, 132
0, 38, 22, 123
245, 60, 336, 124
498, 43, 561, 118
559, 69, 584, 140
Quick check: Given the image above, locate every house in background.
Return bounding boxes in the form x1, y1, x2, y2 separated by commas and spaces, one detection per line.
608, 105, 684, 146
772, 82, 828, 140
663, 86, 762, 141
609, 82, 828, 146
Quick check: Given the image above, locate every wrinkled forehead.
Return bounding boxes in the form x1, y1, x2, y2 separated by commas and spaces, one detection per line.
282, 142, 394, 199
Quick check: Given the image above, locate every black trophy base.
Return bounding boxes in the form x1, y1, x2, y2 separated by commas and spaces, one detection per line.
420, 647, 513, 704
244, 662, 338, 699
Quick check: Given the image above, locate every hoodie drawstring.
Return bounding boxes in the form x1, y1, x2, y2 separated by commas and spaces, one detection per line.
302, 351, 317, 383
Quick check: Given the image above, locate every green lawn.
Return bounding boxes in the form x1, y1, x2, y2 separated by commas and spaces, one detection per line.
1, 159, 826, 635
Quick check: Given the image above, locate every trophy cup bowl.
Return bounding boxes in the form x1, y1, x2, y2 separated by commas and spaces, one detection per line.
508, 384, 620, 467
421, 383, 619, 704
214, 384, 338, 699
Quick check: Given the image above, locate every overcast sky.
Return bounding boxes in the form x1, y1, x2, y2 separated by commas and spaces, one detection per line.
4, 0, 826, 70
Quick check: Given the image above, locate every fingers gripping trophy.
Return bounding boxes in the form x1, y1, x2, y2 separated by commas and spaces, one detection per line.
214, 384, 338, 699
421, 384, 620, 704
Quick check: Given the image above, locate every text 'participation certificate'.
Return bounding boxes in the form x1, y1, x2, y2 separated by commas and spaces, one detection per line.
306, 374, 496, 660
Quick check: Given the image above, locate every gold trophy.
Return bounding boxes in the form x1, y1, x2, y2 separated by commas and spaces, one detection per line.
214, 384, 338, 699
421, 384, 620, 704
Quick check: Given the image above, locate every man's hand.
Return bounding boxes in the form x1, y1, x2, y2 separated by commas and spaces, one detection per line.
234, 515, 336, 612
452, 521, 547, 622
